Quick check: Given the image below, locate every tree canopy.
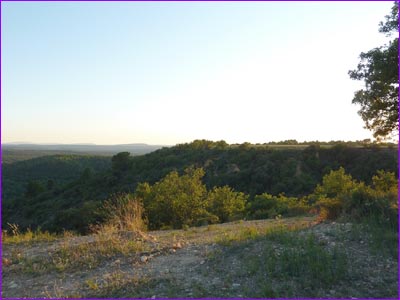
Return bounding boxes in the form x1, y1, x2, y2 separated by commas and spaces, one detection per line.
349, 2, 399, 139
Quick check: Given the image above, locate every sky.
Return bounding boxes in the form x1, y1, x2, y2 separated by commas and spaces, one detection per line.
1, 1, 395, 145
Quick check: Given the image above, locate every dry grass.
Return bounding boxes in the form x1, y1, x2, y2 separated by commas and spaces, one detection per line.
2, 223, 65, 244
101, 193, 147, 232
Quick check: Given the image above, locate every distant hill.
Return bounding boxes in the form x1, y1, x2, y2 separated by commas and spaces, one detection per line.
2, 155, 111, 201
2, 140, 397, 233
2, 143, 165, 163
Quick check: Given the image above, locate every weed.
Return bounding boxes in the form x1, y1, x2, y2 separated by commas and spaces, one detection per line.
85, 279, 99, 290
206, 224, 216, 231
208, 223, 349, 297
3, 224, 59, 244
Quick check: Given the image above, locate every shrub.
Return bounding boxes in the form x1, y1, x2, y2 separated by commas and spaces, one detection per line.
314, 168, 398, 223
100, 193, 147, 232
316, 197, 343, 221
343, 183, 397, 223
207, 186, 247, 223
137, 167, 208, 229
313, 167, 356, 200
247, 193, 309, 220
313, 168, 357, 221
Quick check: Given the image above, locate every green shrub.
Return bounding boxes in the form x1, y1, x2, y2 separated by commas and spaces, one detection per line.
207, 186, 247, 223
314, 168, 398, 223
316, 197, 343, 221
247, 193, 309, 219
137, 167, 208, 229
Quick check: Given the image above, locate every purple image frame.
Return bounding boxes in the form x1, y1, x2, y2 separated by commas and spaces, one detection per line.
0, 0, 398, 299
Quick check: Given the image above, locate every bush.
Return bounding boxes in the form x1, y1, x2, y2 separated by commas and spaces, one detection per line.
316, 198, 343, 221
247, 193, 309, 220
343, 184, 397, 223
313, 167, 356, 200
137, 167, 208, 229
207, 186, 247, 223
314, 169, 398, 223
100, 193, 147, 232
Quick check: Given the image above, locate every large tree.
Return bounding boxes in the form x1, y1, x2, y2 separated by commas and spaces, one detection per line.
349, 2, 398, 139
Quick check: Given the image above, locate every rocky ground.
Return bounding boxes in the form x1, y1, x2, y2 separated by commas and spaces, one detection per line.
2, 216, 398, 298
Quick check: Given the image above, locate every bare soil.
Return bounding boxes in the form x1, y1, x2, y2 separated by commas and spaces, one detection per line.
2, 216, 397, 298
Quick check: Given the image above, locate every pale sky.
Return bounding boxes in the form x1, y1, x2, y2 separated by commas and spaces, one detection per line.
2, 1, 394, 145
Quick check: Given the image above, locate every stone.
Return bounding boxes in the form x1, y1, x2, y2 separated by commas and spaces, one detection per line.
173, 242, 182, 249
2, 258, 11, 266
140, 256, 148, 263
232, 283, 241, 288
111, 259, 121, 266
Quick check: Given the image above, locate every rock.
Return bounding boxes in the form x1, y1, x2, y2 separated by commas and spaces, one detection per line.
170, 249, 176, 253
173, 242, 182, 249
9, 282, 18, 289
2, 258, 11, 266
140, 256, 148, 263
200, 260, 205, 265
151, 295, 156, 299
232, 283, 241, 287
111, 259, 121, 266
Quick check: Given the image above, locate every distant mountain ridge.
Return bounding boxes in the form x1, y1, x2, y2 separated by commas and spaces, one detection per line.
2, 143, 166, 155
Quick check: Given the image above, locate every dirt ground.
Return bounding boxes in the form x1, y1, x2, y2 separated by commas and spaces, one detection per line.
2, 216, 397, 298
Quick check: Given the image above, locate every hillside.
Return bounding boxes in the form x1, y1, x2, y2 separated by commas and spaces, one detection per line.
2, 155, 111, 201
2, 140, 397, 233
2, 149, 111, 164
2, 143, 164, 160
2, 217, 397, 298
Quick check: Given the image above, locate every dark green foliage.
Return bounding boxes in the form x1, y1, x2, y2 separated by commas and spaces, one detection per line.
349, 2, 398, 138
2, 155, 111, 201
138, 167, 209, 229
136, 170, 247, 229
25, 181, 45, 198
313, 168, 398, 223
46, 179, 55, 190
80, 168, 93, 182
2, 140, 397, 233
111, 152, 132, 174
207, 186, 247, 223
54, 201, 102, 233
246, 193, 309, 220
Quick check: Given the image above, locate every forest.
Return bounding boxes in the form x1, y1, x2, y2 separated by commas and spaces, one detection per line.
2, 140, 397, 233
2, 3, 398, 297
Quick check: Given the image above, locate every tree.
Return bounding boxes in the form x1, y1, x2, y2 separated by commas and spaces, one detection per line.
207, 186, 247, 222
372, 170, 397, 193
25, 181, 45, 198
137, 167, 208, 229
80, 167, 92, 182
47, 179, 55, 190
349, 2, 398, 139
313, 167, 357, 200
112, 152, 131, 173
